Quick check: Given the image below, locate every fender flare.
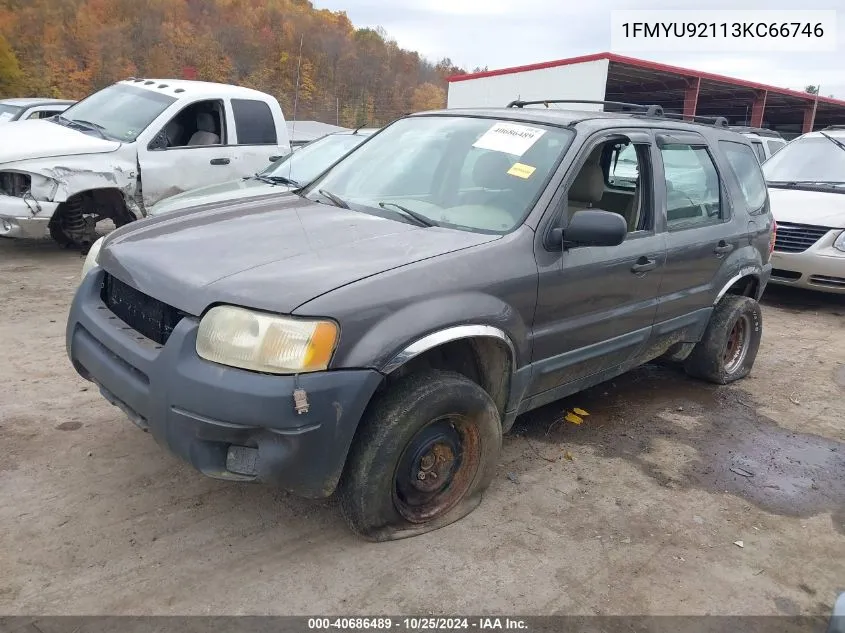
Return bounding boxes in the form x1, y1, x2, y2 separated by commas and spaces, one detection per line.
380, 324, 517, 375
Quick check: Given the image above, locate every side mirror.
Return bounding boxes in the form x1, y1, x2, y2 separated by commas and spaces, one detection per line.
554, 209, 627, 249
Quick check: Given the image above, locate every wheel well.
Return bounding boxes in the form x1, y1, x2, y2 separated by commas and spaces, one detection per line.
55, 188, 134, 222
386, 337, 512, 414
723, 275, 759, 300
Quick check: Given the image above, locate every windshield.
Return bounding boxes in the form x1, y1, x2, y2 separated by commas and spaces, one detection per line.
56, 84, 176, 142
0, 104, 22, 122
262, 133, 372, 185
304, 116, 574, 233
762, 135, 845, 184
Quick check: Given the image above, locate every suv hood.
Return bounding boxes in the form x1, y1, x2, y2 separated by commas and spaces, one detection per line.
99, 195, 499, 316
768, 187, 845, 228
149, 177, 289, 216
0, 119, 121, 165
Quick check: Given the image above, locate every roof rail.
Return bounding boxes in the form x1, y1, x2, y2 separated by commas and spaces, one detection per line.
506, 99, 664, 116
728, 125, 784, 138
506, 99, 737, 129
656, 112, 730, 128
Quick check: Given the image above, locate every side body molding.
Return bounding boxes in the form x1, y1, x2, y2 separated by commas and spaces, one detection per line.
380, 325, 518, 375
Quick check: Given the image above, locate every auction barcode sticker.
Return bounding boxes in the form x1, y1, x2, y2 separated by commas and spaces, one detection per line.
610, 10, 837, 52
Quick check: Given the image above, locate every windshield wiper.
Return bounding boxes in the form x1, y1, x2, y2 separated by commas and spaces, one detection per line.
819, 131, 845, 154
68, 119, 109, 140
378, 201, 436, 227
255, 173, 300, 187
768, 180, 845, 188
318, 189, 350, 209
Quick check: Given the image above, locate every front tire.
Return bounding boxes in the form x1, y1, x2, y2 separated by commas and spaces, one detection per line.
684, 295, 762, 384
339, 370, 502, 541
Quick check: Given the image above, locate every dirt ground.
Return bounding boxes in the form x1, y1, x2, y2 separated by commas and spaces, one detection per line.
1, 236, 843, 617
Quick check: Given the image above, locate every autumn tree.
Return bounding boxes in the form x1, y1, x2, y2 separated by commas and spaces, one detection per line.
0, 0, 465, 124
411, 82, 445, 112
0, 33, 22, 96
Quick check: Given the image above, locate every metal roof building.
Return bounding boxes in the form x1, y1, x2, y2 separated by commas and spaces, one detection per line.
447, 52, 845, 138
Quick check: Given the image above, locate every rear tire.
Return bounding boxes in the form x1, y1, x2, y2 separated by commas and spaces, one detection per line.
684, 295, 762, 384
339, 369, 502, 541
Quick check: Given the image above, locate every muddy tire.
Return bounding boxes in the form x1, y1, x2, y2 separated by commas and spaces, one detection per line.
684, 295, 762, 385
339, 369, 502, 541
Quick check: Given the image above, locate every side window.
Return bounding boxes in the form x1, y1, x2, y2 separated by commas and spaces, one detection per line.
567, 137, 652, 233
752, 141, 766, 163
607, 143, 639, 189
719, 141, 768, 213
149, 99, 226, 149
28, 109, 64, 120
766, 139, 784, 156
232, 99, 277, 145
660, 144, 722, 229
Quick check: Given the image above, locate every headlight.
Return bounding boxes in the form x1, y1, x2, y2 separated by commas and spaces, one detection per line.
80, 236, 105, 280
834, 230, 845, 253
196, 305, 338, 374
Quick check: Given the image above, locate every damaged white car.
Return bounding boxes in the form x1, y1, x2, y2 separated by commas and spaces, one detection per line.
0, 78, 291, 247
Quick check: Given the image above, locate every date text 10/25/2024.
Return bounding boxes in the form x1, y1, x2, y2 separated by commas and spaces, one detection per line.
307, 618, 529, 631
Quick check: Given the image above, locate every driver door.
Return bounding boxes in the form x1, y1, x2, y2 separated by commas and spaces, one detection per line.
137, 99, 238, 209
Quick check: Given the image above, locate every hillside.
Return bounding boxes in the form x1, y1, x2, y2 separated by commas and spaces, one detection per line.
0, 0, 467, 126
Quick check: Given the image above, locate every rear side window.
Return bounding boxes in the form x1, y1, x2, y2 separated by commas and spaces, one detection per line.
766, 139, 784, 156
719, 141, 768, 213
232, 99, 277, 145
660, 144, 722, 229
751, 141, 766, 162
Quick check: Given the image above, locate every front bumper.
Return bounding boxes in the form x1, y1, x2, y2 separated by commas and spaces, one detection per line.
66, 269, 384, 498
0, 195, 58, 239
770, 237, 845, 294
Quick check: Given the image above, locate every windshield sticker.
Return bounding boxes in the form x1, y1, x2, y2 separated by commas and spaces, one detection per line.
507, 163, 536, 179
0, 113, 14, 122
473, 122, 546, 156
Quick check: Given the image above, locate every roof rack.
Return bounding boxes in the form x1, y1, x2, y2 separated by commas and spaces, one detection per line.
505, 99, 734, 128
658, 112, 730, 128
728, 125, 783, 138
506, 99, 664, 116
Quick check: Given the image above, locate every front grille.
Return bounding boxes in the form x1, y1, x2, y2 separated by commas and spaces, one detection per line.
809, 275, 845, 289
773, 222, 832, 253
102, 273, 185, 345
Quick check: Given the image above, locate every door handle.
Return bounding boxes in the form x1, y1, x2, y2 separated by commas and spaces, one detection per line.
631, 257, 658, 274
714, 241, 734, 256
210, 158, 230, 165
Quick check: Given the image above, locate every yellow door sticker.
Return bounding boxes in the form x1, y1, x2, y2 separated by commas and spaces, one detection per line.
507, 163, 536, 179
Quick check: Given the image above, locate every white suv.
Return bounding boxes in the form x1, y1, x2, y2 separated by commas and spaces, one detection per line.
730, 126, 787, 163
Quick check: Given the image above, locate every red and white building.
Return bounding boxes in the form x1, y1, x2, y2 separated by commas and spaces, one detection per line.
447, 52, 845, 137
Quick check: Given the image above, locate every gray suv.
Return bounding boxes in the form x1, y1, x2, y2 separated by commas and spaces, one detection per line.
66, 100, 775, 540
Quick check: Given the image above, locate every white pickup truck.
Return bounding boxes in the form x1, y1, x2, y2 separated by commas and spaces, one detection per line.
0, 78, 291, 247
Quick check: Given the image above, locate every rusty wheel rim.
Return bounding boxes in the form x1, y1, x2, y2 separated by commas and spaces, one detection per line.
393, 415, 481, 524
723, 314, 750, 374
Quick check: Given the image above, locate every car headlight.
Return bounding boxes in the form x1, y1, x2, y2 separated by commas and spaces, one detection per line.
834, 230, 845, 253
196, 305, 338, 374
80, 236, 105, 280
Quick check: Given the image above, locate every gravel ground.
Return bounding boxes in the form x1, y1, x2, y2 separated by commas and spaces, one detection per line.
1, 237, 843, 616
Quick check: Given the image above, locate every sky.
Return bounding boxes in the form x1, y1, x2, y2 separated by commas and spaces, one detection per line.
312, 0, 845, 99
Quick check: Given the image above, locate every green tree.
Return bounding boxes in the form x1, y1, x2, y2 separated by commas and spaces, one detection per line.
0, 33, 22, 96
805, 85, 819, 95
